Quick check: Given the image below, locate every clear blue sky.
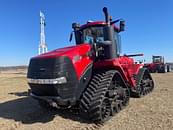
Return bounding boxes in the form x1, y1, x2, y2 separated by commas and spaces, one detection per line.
0, 0, 173, 66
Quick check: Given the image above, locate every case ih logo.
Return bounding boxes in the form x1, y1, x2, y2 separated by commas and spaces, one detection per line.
39, 68, 46, 72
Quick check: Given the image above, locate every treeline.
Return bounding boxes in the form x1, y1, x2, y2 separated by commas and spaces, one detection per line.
0, 66, 28, 71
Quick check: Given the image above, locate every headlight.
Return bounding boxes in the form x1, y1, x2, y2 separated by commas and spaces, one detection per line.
139, 65, 143, 68
27, 77, 67, 84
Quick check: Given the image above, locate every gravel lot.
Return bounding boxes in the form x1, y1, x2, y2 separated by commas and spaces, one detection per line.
0, 70, 173, 130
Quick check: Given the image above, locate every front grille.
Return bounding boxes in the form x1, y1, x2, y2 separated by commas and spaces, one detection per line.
27, 56, 74, 79
27, 56, 78, 98
28, 58, 55, 79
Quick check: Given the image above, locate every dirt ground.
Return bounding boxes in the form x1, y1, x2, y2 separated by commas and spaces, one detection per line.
0, 70, 173, 130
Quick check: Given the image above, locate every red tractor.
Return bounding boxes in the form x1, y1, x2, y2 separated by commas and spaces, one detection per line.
27, 7, 154, 123
145, 55, 171, 73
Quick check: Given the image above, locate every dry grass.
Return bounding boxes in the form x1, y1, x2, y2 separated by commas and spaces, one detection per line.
0, 70, 173, 130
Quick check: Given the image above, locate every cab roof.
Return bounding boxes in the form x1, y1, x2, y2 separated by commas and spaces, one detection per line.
80, 21, 120, 32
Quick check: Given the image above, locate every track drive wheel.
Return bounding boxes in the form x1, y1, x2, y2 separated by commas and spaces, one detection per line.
79, 70, 130, 123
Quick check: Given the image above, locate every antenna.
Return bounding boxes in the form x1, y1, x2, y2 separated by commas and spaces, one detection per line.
39, 11, 48, 55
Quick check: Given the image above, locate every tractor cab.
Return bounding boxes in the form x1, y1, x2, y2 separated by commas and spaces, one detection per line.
71, 8, 125, 60
152, 56, 164, 63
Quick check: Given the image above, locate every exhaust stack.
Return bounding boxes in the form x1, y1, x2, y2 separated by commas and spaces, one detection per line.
103, 7, 110, 25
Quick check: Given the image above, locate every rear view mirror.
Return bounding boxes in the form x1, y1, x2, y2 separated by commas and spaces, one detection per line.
120, 20, 125, 32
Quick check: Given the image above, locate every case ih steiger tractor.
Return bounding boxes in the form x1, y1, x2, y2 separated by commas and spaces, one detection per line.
145, 55, 171, 73
27, 7, 154, 123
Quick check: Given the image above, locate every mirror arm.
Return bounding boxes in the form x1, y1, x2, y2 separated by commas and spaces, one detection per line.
110, 19, 123, 25
69, 31, 74, 42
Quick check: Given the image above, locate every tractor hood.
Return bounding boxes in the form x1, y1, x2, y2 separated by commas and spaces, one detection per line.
32, 43, 91, 60
28, 43, 93, 80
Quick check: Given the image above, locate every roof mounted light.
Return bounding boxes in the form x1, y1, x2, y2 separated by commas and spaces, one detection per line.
87, 20, 94, 23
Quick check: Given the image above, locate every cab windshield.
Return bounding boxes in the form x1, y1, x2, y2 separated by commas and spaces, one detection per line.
81, 26, 104, 44
153, 57, 162, 63
80, 26, 121, 56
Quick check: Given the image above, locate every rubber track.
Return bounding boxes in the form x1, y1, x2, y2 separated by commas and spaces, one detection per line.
80, 70, 124, 122
135, 70, 154, 97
